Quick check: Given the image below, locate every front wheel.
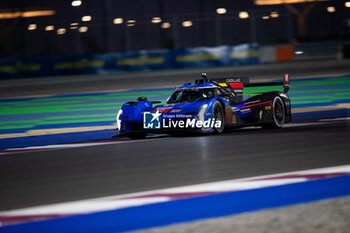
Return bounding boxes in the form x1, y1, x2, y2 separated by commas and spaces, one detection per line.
212, 101, 225, 134
262, 96, 285, 129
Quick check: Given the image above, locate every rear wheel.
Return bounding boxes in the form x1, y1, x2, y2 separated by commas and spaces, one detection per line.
213, 101, 225, 134
262, 96, 285, 129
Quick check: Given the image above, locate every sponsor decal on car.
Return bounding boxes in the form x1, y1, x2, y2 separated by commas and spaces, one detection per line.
225, 106, 232, 112
232, 107, 239, 112
240, 108, 251, 113
170, 109, 182, 113
153, 107, 171, 113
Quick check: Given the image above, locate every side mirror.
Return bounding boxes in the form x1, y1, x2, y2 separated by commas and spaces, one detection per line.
137, 96, 148, 101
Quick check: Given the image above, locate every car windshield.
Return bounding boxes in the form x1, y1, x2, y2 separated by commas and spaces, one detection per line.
166, 89, 214, 104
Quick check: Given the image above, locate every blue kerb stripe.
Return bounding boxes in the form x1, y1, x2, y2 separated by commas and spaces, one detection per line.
2, 175, 350, 233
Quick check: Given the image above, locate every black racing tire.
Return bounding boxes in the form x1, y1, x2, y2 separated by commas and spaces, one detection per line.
212, 101, 225, 134
262, 96, 285, 129
127, 132, 147, 139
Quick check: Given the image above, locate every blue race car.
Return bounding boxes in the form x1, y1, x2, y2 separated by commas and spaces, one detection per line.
115, 73, 291, 139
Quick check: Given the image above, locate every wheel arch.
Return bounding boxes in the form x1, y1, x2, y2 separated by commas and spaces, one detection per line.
211, 96, 227, 110
246, 91, 291, 123
211, 98, 225, 134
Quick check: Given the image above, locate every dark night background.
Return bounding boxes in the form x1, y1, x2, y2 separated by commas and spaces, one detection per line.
0, 0, 349, 58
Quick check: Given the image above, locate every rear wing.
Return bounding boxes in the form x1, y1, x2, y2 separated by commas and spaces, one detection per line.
202, 73, 290, 94
244, 74, 290, 93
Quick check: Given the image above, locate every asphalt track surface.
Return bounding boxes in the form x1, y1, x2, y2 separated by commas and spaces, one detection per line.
1, 121, 350, 211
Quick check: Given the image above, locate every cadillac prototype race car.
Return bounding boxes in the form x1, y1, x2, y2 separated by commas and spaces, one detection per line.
115, 73, 291, 139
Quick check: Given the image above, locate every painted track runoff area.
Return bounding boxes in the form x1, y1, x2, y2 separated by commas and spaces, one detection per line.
0, 74, 350, 152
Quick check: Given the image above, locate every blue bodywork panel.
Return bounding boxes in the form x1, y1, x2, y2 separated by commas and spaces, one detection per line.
116, 81, 255, 133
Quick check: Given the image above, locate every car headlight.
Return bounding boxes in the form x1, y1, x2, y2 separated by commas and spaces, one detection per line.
116, 109, 123, 130
198, 104, 208, 122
